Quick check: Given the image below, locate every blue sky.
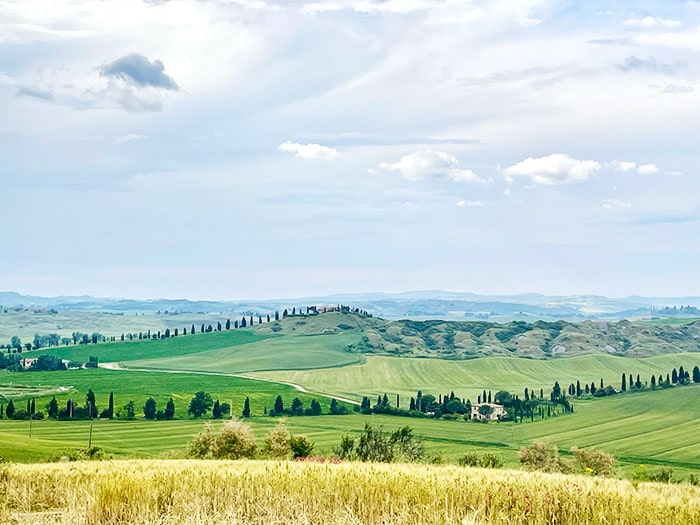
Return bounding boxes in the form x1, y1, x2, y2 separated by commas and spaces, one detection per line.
1, 0, 699, 300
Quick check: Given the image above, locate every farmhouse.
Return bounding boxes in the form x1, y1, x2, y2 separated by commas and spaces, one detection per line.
470, 402, 507, 421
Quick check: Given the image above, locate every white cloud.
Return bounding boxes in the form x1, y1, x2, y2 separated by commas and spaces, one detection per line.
611, 161, 637, 172
376, 150, 483, 183
278, 141, 340, 159
503, 154, 601, 185
113, 134, 147, 144
602, 199, 632, 209
623, 16, 682, 28
456, 200, 484, 207
637, 163, 660, 175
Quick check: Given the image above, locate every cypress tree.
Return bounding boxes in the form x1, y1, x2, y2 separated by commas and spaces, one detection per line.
164, 398, 175, 420
6, 400, 15, 419
621, 373, 627, 392
225, 319, 231, 330
672, 368, 678, 383
274, 395, 284, 415
693, 366, 700, 383
651, 375, 656, 388
242, 397, 251, 418
108, 391, 114, 419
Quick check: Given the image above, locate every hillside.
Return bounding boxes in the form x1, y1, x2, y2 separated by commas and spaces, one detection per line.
255, 314, 700, 359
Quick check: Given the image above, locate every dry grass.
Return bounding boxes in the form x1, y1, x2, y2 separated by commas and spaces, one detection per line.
0, 460, 699, 524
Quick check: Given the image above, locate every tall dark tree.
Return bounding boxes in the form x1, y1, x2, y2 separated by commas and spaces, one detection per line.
635, 374, 642, 389
621, 373, 627, 392
47, 396, 59, 419
143, 397, 157, 419
107, 391, 114, 419
241, 317, 247, 328
234, 320, 239, 329
164, 398, 175, 420
679, 366, 686, 384
242, 397, 251, 418
693, 366, 700, 383
212, 400, 221, 419
225, 319, 231, 330
191, 324, 196, 335
273, 395, 285, 415
576, 380, 581, 397
360, 396, 371, 412
217, 322, 222, 332
672, 368, 679, 384
6, 399, 15, 419
85, 389, 97, 418
275, 311, 280, 321
30, 398, 35, 414
651, 375, 657, 388
290, 397, 304, 416
266, 314, 271, 322
307, 399, 322, 416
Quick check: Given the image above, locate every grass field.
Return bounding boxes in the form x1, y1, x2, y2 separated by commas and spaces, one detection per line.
250, 353, 700, 401
2, 460, 699, 525
126, 331, 364, 373
29, 329, 265, 364
1, 383, 698, 477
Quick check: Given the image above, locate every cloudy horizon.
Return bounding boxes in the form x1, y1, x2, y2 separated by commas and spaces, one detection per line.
2, 0, 699, 301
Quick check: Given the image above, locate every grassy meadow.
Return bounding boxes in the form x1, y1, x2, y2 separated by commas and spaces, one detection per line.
1, 460, 699, 525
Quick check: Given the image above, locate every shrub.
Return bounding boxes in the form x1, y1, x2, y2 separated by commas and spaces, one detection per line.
211, 420, 257, 459
333, 434, 355, 460
187, 423, 216, 459
458, 453, 480, 467
571, 446, 615, 476
263, 419, 291, 459
479, 453, 504, 469
519, 441, 568, 473
289, 435, 314, 459
649, 468, 676, 484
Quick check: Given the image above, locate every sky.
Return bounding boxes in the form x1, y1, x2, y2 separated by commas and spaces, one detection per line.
1, 0, 699, 300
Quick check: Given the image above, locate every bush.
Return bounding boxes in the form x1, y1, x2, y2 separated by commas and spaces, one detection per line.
187, 423, 216, 459
479, 453, 504, 469
211, 420, 257, 459
519, 441, 569, 473
263, 419, 291, 459
333, 434, 355, 460
458, 452, 480, 467
289, 435, 314, 459
571, 446, 615, 476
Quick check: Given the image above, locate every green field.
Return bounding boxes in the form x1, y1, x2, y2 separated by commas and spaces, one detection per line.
250, 353, 700, 402
0, 313, 699, 479
127, 331, 364, 373
29, 329, 265, 364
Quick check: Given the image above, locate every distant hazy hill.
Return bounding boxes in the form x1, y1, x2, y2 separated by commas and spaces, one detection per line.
2, 290, 700, 321
259, 312, 700, 359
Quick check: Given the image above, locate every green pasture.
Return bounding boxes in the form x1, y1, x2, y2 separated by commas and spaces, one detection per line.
30, 329, 265, 364
127, 332, 364, 373
250, 353, 700, 401
0, 368, 348, 422
0, 385, 698, 480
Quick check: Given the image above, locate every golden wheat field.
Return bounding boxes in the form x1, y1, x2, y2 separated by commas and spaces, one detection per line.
1, 460, 699, 525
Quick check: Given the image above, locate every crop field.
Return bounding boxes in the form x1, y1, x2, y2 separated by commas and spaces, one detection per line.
249, 352, 700, 401
1, 460, 699, 525
127, 331, 364, 373
30, 329, 265, 364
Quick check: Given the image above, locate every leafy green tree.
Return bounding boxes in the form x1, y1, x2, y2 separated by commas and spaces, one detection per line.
290, 397, 304, 416
123, 401, 135, 420
519, 441, 569, 473
143, 397, 157, 419
242, 397, 251, 418
360, 396, 371, 412
188, 391, 213, 418
220, 402, 230, 418
10, 336, 21, 351
305, 399, 322, 416
329, 398, 346, 415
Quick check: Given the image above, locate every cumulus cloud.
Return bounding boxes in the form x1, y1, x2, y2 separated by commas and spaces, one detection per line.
101, 54, 179, 90
504, 154, 600, 185
602, 199, 632, 209
278, 141, 340, 159
611, 161, 637, 172
616, 56, 675, 74
637, 163, 659, 175
376, 150, 483, 183
623, 16, 682, 29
